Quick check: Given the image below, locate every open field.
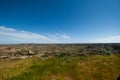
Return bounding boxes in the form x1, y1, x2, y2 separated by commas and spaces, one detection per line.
1, 0, 120, 79
0, 44, 120, 80
0, 54, 120, 80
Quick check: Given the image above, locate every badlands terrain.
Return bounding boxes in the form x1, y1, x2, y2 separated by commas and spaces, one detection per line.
0, 43, 120, 80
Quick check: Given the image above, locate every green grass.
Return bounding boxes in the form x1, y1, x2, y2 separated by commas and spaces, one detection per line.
0, 54, 120, 80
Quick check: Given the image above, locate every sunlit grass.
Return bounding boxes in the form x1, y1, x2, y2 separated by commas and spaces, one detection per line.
0, 54, 120, 80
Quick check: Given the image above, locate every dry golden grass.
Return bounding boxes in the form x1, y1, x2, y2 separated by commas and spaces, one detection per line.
0, 54, 120, 80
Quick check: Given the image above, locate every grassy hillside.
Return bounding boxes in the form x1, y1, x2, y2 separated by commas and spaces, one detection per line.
0, 54, 120, 80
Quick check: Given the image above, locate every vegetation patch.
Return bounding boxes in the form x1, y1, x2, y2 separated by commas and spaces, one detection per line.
0, 54, 120, 80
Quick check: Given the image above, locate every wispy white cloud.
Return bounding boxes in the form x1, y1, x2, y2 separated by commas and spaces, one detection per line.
55, 33, 71, 39
0, 26, 71, 44
1, 26, 119, 44
46, 33, 70, 39
90, 36, 120, 43
0, 26, 48, 40
0, 26, 16, 31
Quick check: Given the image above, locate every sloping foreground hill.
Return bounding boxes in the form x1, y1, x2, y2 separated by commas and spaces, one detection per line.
0, 54, 120, 80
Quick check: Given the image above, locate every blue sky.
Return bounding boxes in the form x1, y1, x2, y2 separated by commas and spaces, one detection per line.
0, 0, 120, 44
